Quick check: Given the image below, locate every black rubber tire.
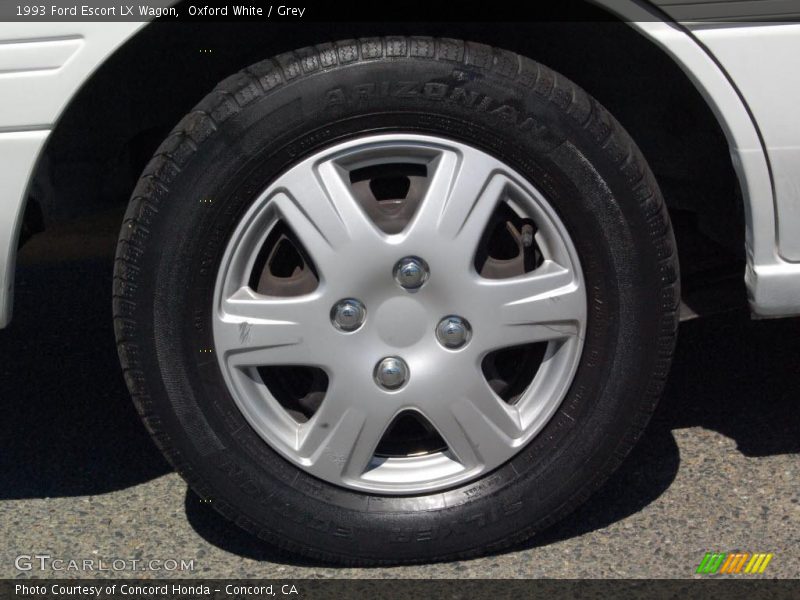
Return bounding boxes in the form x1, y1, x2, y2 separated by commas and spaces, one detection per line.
114, 37, 679, 565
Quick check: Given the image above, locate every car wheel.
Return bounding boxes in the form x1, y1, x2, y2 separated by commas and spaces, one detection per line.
114, 37, 679, 564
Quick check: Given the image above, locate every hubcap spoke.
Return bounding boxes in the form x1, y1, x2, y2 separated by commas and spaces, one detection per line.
422, 369, 523, 470
408, 147, 507, 257
298, 386, 396, 480
215, 287, 328, 368
272, 159, 382, 276
473, 260, 585, 352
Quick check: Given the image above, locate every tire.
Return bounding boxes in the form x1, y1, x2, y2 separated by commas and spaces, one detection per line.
114, 37, 679, 565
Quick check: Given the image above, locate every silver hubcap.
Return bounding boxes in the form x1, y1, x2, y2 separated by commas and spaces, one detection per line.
213, 134, 586, 494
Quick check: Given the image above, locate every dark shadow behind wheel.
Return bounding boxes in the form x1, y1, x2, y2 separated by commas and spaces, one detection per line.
113, 37, 679, 565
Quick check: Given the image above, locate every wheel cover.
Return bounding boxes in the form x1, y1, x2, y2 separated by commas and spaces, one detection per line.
212, 134, 586, 494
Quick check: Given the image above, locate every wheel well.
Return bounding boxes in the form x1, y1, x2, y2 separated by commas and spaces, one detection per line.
24, 13, 744, 301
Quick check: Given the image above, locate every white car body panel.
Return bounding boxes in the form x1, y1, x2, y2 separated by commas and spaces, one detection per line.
691, 24, 800, 264
0, 12, 799, 327
0, 22, 143, 127
0, 130, 49, 323
624, 18, 800, 317
0, 22, 143, 326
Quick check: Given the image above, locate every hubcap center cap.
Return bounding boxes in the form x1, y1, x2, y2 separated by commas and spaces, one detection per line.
374, 297, 429, 348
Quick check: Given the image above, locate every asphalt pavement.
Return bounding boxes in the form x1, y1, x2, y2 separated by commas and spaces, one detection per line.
0, 223, 797, 579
